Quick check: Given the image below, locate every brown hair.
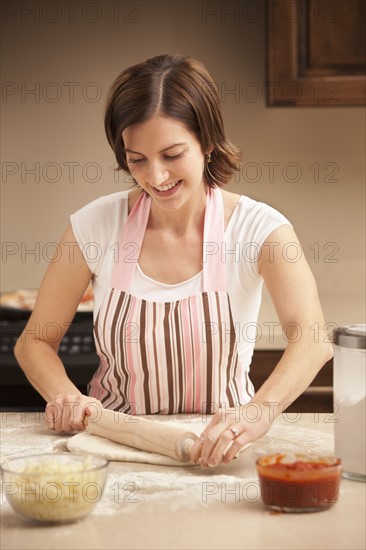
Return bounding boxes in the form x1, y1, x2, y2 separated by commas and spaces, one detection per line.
104, 54, 241, 187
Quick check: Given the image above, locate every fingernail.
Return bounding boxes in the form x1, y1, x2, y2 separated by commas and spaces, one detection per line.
208, 459, 217, 468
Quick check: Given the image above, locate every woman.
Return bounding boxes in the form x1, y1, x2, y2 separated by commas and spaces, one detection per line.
15, 55, 332, 468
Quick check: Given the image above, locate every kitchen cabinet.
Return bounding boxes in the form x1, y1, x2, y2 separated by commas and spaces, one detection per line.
267, 0, 366, 105
251, 350, 333, 413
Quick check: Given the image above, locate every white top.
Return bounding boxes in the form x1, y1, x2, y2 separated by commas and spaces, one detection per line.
71, 190, 291, 370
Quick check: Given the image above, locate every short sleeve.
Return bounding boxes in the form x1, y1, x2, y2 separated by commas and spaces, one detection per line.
227, 196, 293, 286
70, 191, 129, 277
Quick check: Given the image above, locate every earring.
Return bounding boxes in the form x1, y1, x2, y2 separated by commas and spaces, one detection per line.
205, 151, 218, 183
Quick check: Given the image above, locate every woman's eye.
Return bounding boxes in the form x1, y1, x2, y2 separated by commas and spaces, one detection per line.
164, 152, 184, 161
128, 152, 184, 164
128, 158, 144, 164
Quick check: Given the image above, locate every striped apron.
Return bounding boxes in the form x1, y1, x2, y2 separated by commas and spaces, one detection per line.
89, 186, 253, 414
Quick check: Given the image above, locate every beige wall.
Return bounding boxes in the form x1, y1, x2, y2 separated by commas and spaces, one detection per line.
1, 0, 365, 347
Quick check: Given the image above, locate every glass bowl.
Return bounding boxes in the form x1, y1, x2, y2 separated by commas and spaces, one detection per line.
256, 452, 342, 513
1, 453, 108, 524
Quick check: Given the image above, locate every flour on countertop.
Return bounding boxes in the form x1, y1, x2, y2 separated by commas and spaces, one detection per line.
1, 435, 58, 461
92, 424, 334, 516
94, 469, 259, 514
250, 424, 334, 455
1, 414, 336, 519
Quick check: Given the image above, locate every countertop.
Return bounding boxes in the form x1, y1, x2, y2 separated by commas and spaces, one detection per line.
1, 412, 365, 550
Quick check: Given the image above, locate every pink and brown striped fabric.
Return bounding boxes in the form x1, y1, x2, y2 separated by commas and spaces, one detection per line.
88, 187, 254, 413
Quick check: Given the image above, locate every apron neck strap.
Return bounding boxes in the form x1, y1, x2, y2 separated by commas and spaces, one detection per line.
110, 191, 149, 290
203, 186, 226, 292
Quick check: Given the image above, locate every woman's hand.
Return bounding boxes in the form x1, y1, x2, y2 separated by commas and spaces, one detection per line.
190, 403, 272, 467
45, 394, 103, 433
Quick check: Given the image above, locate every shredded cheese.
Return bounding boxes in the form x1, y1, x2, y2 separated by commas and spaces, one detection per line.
5, 457, 107, 523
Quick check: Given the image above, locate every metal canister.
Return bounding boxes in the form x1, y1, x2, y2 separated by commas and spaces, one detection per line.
333, 324, 366, 481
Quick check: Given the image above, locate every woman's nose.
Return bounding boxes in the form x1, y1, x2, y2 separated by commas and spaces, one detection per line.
146, 161, 169, 187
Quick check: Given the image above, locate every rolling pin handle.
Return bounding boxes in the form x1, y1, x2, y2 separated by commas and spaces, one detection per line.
180, 438, 196, 462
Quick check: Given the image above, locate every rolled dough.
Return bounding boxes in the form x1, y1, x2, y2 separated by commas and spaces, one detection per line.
67, 423, 201, 467
67, 420, 251, 466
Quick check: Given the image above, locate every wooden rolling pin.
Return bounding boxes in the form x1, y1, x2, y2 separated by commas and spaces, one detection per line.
85, 409, 198, 462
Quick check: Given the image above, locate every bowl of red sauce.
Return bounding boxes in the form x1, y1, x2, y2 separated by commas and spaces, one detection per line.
256, 453, 342, 513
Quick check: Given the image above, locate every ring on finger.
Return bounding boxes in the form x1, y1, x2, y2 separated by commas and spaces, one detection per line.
229, 426, 239, 438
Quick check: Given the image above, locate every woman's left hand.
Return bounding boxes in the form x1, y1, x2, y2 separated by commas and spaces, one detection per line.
189, 403, 272, 467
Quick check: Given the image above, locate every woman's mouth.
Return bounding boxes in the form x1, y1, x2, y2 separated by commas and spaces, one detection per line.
152, 180, 182, 197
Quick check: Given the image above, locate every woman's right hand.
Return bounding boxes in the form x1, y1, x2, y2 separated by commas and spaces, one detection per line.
45, 394, 103, 433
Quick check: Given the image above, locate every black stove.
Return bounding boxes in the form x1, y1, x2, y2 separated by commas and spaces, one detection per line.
0, 308, 99, 411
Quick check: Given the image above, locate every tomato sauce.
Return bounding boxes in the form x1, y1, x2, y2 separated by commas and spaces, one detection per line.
256, 453, 342, 512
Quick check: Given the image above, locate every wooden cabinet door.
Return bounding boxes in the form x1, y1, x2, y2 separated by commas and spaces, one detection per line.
267, 0, 366, 106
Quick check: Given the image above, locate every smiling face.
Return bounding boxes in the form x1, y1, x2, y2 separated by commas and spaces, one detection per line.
123, 116, 209, 211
